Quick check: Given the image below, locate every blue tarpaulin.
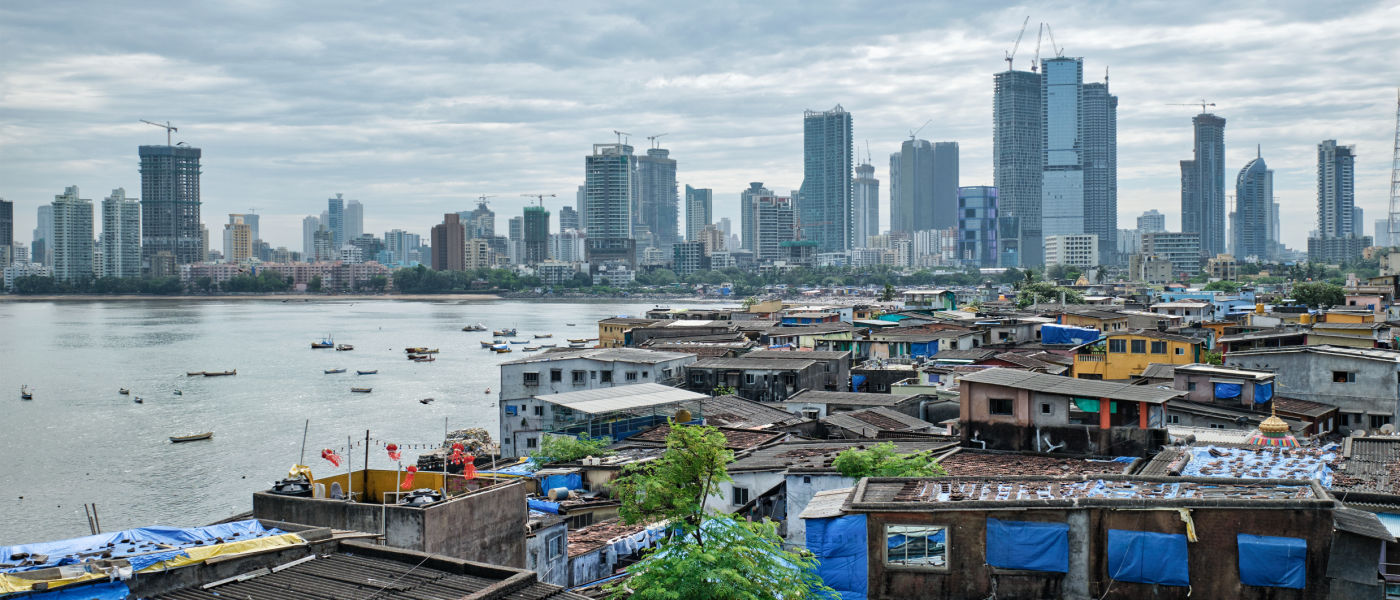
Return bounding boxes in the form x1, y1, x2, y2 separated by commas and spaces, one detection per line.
1214, 382, 1242, 399
0, 519, 282, 574
851, 375, 867, 393
1107, 529, 1189, 586
1237, 534, 1306, 589
540, 473, 583, 491
806, 514, 867, 600
1041, 324, 1102, 346
479, 458, 539, 477
528, 498, 561, 514
24, 581, 130, 600
1254, 382, 1274, 404
986, 519, 1069, 573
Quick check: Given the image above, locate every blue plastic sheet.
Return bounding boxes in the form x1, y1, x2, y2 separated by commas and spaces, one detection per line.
540, 473, 583, 491
986, 519, 1069, 573
1214, 382, 1242, 399
1237, 534, 1306, 589
0, 519, 281, 574
1254, 382, 1274, 404
851, 375, 867, 392
806, 515, 867, 600
24, 581, 130, 600
1042, 324, 1102, 346
1181, 445, 1336, 487
1107, 529, 1189, 586
528, 498, 561, 514
479, 458, 539, 477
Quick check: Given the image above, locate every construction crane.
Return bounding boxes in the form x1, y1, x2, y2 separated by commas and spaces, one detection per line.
140, 120, 178, 146
1044, 23, 1063, 57
476, 194, 496, 207
1004, 16, 1030, 71
1388, 88, 1400, 245
909, 119, 932, 140
1167, 100, 1216, 113
613, 130, 631, 145
646, 133, 668, 149
521, 193, 556, 208
1031, 23, 1044, 72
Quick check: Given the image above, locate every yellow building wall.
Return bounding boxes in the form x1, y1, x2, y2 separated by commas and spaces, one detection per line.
1306, 332, 1376, 349
1073, 336, 1201, 380
1323, 312, 1373, 323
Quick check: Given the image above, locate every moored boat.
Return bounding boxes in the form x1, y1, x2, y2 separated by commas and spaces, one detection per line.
569, 342, 588, 348
325, 368, 346, 374
524, 346, 540, 352
494, 347, 512, 353
492, 328, 517, 336
566, 323, 576, 326
351, 387, 372, 393
119, 388, 130, 395
311, 336, 334, 349
336, 344, 354, 351
203, 369, 237, 377
407, 354, 425, 360
20, 385, 33, 400
534, 333, 553, 339
462, 323, 487, 332
540, 343, 556, 348
420, 398, 434, 404
567, 338, 588, 344
405, 347, 428, 353
480, 341, 495, 348
509, 340, 527, 344
170, 432, 213, 443
412, 355, 436, 362
186, 371, 204, 377
357, 369, 378, 375
421, 348, 440, 354
133, 397, 143, 404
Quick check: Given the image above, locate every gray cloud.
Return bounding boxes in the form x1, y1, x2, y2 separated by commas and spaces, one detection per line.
1, 0, 1397, 250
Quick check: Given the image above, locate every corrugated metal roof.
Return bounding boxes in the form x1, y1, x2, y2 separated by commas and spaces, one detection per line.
1227, 344, 1400, 362
798, 488, 853, 519
535, 383, 706, 414
501, 347, 694, 366
1334, 507, 1397, 541
689, 357, 819, 369
786, 390, 916, 406
958, 369, 1186, 404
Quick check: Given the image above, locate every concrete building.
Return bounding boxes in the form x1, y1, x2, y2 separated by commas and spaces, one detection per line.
326, 193, 344, 248
301, 215, 319, 259
1137, 209, 1165, 232
223, 214, 253, 263
0, 198, 10, 266
684, 184, 712, 241
51, 186, 93, 283
890, 139, 958, 234
1234, 150, 1274, 260
684, 356, 832, 403
1141, 231, 1202, 277
957, 186, 997, 267
672, 240, 708, 276
344, 199, 363, 241
139, 144, 202, 269
740, 182, 771, 251
522, 206, 549, 265
1082, 79, 1118, 263
636, 147, 678, 251
312, 226, 335, 262
753, 194, 796, 262
558, 205, 578, 231
430, 213, 466, 271
584, 143, 636, 267
801, 105, 854, 252
993, 67, 1043, 266
695, 224, 725, 255
853, 160, 879, 247
1181, 113, 1227, 257
1043, 234, 1099, 270
101, 188, 141, 278
1309, 140, 1367, 263
383, 229, 420, 266
33, 204, 53, 267
1375, 218, 1392, 248
1225, 345, 1400, 433
3, 261, 48, 291
548, 228, 584, 263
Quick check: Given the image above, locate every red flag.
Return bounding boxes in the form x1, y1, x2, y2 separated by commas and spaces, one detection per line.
386, 443, 401, 461
321, 449, 341, 467
400, 466, 417, 490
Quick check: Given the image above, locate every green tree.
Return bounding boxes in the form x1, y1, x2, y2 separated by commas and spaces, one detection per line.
307, 275, 323, 292
608, 423, 830, 600
532, 433, 614, 463
1202, 349, 1224, 366
1015, 281, 1085, 308
1291, 281, 1344, 307
880, 283, 895, 302
832, 442, 948, 478
1203, 280, 1242, 293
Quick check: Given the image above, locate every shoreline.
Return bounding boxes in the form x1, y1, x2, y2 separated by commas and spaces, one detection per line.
0, 293, 504, 302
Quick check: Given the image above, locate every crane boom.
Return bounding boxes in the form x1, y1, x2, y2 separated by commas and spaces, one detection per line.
613, 130, 631, 145
910, 119, 932, 140
1044, 24, 1062, 57
1005, 16, 1030, 71
646, 133, 668, 149
1167, 100, 1216, 113
521, 193, 557, 208
140, 119, 178, 146
1032, 23, 1044, 72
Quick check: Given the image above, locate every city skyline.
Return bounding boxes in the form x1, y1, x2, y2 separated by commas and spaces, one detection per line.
1, 3, 1398, 251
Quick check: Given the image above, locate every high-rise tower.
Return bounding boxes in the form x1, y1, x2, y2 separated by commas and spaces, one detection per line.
1082, 79, 1118, 264
853, 160, 879, 246
684, 185, 712, 241
102, 188, 141, 278
1234, 149, 1274, 261
1180, 114, 1227, 257
139, 144, 202, 269
800, 106, 854, 251
740, 182, 770, 251
1308, 140, 1364, 263
584, 143, 636, 266
51, 186, 94, 283
327, 194, 345, 248
1040, 57, 1085, 247
992, 69, 1043, 266
523, 206, 550, 264
636, 147, 679, 251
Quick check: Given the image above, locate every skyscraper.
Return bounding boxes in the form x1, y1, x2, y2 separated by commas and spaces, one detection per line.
1137, 210, 1166, 233
302, 216, 320, 260
430, 213, 466, 271
102, 188, 141, 278
636, 147, 679, 251
800, 105, 854, 252
957, 186, 998, 267
890, 139, 930, 234
1041, 57, 1085, 248
853, 161, 879, 246
1234, 150, 1274, 261
753, 195, 796, 262
1181, 113, 1227, 257
1308, 140, 1366, 263
684, 185, 712, 241
740, 182, 770, 251
575, 185, 586, 232
327, 194, 345, 248
931, 142, 959, 230
992, 68, 1043, 266
34, 205, 54, 267
51, 186, 93, 283
383, 229, 420, 266
523, 206, 550, 264
1353, 207, 1365, 237
224, 215, 253, 263
1082, 80, 1118, 264
139, 144, 202, 269
559, 206, 579, 231
345, 200, 364, 242
584, 143, 636, 266
0, 198, 11, 266
1376, 219, 1392, 248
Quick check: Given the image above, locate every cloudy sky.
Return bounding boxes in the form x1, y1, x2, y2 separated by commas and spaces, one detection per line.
2, 1, 1398, 252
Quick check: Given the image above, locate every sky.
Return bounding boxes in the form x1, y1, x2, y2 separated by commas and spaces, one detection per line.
2, 1, 1398, 253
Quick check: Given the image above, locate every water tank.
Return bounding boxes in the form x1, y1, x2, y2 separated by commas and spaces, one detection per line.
548, 487, 571, 501
269, 477, 313, 497
398, 488, 443, 507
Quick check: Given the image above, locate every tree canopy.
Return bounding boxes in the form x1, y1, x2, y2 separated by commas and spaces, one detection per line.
531, 433, 613, 464
1290, 282, 1345, 307
832, 442, 948, 478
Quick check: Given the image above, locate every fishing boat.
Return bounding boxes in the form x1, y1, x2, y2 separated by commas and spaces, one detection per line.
524, 346, 540, 352
311, 336, 334, 349
492, 328, 517, 337
569, 341, 588, 348
405, 347, 428, 354
412, 356, 436, 363
133, 397, 143, 404
567, 338, 588, 344
170, 432, 213, 443
534, 333, 553, 339
540, 343, 556, 348
480, 341, 495, 348
119, 388, 130, 395
336, 344, 354, 351
494, 347, 512, 354
203, 369, 237, 377
20, 385, 33, 400
509, 340, 527, 345
462, 323, 487, 332
173, 390, 182, 396
565, 323, 576, 326
484, 387, 490, 394
357, 369, 378, 375
419, 398, 434, 404
421, 348, 440, 354
325, 368, 346, 374
186, 371, 204, 377
351, 387, 372, 393
407, 354, 424, 360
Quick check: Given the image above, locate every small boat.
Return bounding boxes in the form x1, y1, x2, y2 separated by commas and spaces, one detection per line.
569, 342, 588, 348
492, 328, 517, 337
524, 346, 540, 352
534, 333, 553, 339
494, 347, 512, 354
186, 371, 204, 377
312, 336, 334, 349
203, 370, 236, 377
20, 385, 33, 400
412, 356, 436, 362
421, 348, 440, 354
336, 344, 354, 351
480, 341, 495, 348
351, 387, 372, 393
119, 388, 130, 395
484, 387, 491, 394
568, 338, 588, 344
565, 323, 576, 326
325, 368, 346, 374
133, 397, 143, 404
509, 340, 527, 345
405, 347, 428, 354
173, 390, 182, 396
170, 432, 212, 443
462, 323, 487, 332
540, 343, 556, 348
419, 398, 434, 404
357, 369, 378, 375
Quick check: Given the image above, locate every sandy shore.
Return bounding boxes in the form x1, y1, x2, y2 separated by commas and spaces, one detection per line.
0, 293, 503, 302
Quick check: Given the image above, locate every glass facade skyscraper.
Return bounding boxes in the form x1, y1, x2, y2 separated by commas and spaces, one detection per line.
1041, 57, 1085, 246
584, 143, 636, 266
1180, 114, 1227, 257
1234, 151, 1274, 261
636, 148, 678, 251
800, 105, 853, 252
1082, 80, 1118, 264
684, 185, 712, 242
740, 182, 770, 252
993, 69, 1043, 266
958, 186, 998, 268
853, 161, 879, 246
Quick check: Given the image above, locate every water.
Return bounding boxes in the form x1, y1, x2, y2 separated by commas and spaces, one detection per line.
0, 298, 683, 545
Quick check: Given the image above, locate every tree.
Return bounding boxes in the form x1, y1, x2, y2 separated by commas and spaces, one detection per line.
832, 442, 948, 478
307, 275, 323, 292
880, 283, 895, 302
1203, 280, 1241, 293
532, 433, 613, 464
1015, 281, 1085, 308
1291, 282, 1344, 307
1202, 349, 1224, 366
608, 423, 830, 600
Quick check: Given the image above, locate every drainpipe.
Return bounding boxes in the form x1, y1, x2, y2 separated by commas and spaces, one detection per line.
970, 432, 988, 449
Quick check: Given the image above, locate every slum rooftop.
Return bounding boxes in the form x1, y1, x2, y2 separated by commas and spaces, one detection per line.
785, 390, 917, 406
848, 474, 1330, 511
534, 383, 706, 414
501, 347, 694, 365
957, 369, 1187, 404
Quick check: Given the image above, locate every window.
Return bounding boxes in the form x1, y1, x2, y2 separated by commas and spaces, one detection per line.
745, 373, 757, 385
1166, 414, 1180, 424
601, 371, 613, 383
526, 437, 538, 448
523, 372, 539, 386
1041, 403, 1052, 415
1150, 341, 1167, 354
1333, 371, 1355, 383
690, 372, 706, 385
590, 370, 597, 380
551, 369, 562, 382
1209, 423, 1225, 429
1187, 382, 1196, 391
885, 525, 947, 568
1108, 339, 1126, 353
1372, 415, 1392, 429
572, 370, 586, 384
533, 405, 544, 416
642, 371, 649, 378
732, 486, 750, 506
803, 476, 812, 484
625, 371, 638, 382
1130, 339, 1146, 354
802, 409, 820, 420
990, 398, 1014, 415
547, 534, 563, 560
1175, 347, 1185, 355
662, 368, 673, 379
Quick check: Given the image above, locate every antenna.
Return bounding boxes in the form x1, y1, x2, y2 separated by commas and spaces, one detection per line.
1004, 16, 1030, 71
140, 120, 178, 146
613, 130, 632, 145
646, 133, 668, 149
909, 119, 932, 140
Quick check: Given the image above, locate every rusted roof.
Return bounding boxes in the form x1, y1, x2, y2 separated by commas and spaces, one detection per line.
625, 424, 784, 450
937, 449, 1131, 478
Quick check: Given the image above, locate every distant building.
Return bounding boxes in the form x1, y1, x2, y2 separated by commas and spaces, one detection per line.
695, 224, 725, 256
301, 216, 320, 259
890, 139, 958, 234
1044, 234, 1099, 270
1308, 140, 1367, 263
462, 199, 495, 239
548, 229, 584, 263
51, 186, 94, 283
0, 198, 11, 266
1234, 150, 1274, 260
1375, 218, 1392, 248
993, 67, 1043, 267
1354, 207, 1365, 237
1181, 113, 1227, 257
739, 182, 770, 252
1206, 253, 1238, 281
1142, 231, 1202, 276
430, 213, 466, 271
957, 186, 997, 267
522, 206, 549, 265
584, 143, 636, 267
1040, 57, 1085, 248
1137, 209, 1166, 232
326, 193, 345, 248
139, 144, 202, 269
558, 205, 579, 231
753, 194, 796, 262
801, 105, 854, 252
101, 189, 141, 279
344, 199, 363, 241
684, 184, 712, 241
3, 261, 49, 291
223, 214, 253, 263
33, 204, 53, 267
673, 240, 708, 276
853, 160, 879, 247
312, 227, 334, 262
636, 147, 679, 251
1082, 79, 1118, 263
383, 229, 420, 267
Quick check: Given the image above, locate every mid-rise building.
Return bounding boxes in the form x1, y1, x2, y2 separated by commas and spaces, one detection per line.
3, 261, 49, 291
101, 189, 141, 278
139, 144, 202, 269
1142, 231, 1202, 277
462, 199, 495, 239
1234, 149, 1274, 261
993, 68, 1043, 266
345, 199, 363, 242
558, 205, 579, 231
383, 229, 420, 267
853, 160, 879, 246
465, 238, 492, 270
753, 195, 796, 262
522, 206, 549, 265
673, 240, 708, 276
957, 186, 998, 267
430, 213, 466, 271
549, 229, 584, 263
312, 227, 334, 262
695, 224, 725, 256
1137, 209, 1165, 233
584, 143, 636, 267
1309, 140, 1366, 263
1180, 113, 1227, 257
684, 185, 712, 241
800, 105, 854, 252
51, 186, 94, 283
1043, 234, 1099, 270
223, 214, 254, 263
740, 182, 770, 251
636, 147, 679, 251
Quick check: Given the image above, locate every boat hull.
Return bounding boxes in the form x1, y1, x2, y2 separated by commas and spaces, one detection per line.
170, 432, 213, 443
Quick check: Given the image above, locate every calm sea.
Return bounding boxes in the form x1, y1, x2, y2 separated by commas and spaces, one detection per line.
0, 298, 688, 544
